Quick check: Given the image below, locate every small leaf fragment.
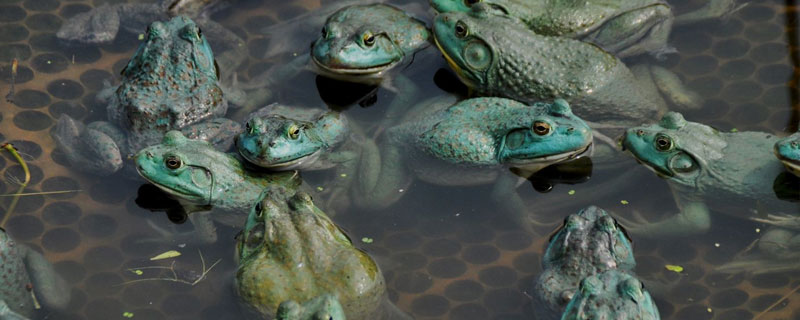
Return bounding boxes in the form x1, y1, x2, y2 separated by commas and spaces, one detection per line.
665, 264, 683, 273
316, 186, 324, 191
123, 311, 134, 318
150, 250, 181, 261
361, 237, 373, 244
568, 190, 575, 195
730, 128, 738, 132
132, 269, 143, 275
620, 200, 629, 205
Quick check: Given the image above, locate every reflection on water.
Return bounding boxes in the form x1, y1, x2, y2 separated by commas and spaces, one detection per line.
0, 0, 799, 319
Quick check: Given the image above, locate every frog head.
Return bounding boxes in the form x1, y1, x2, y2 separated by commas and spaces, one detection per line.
621, 112, 727, 187
311, 4, 429, 81
275, 294, 346, 320
561, 270, 659, 320
775, 133, 800, 177
237, 116, 326, 170
430, 0, 510, 15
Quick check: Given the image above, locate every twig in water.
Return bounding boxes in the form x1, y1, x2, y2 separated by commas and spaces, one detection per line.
1, 143, 30, 228
5, 59, 17, 103
753, 281, 800, 319
0, 190, 82, 197
120, 250, 220, 286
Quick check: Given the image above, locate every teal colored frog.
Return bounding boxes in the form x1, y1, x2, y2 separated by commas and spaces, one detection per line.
562, 270, 660, 320
356, 97, 592, 230
621, 112, 800, 272
53, 16, 241, 177
135, 131, 300, 243
432, 8, 702, 128
236, 185, 411, 320
775, 132, 800, 177
430, 0, 741, 58
275, 294, 346, 320
0, 228, 70, 320
534, 206, 636, 319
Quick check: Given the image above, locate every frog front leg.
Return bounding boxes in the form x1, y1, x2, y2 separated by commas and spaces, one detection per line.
616, 195, 711, 237
491, 171, 549, 233
52, 116, 125, 175
352, 141, 412, 210
584, 4, 673, 58
381, 74, 420, 126
180, 118, 241, 151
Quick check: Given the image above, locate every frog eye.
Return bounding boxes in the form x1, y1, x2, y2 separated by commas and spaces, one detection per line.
533, 121, 551, 135
362, 32, 375, 46
197, 27, 203, 38
288, 125, 301, 140
165, 155, 182, 169
464, 0, 481, 6
245, 120, 255, 135
455, 21, 468, 38
321, 26, 330, 38
254, 202, 263, 218
655, 135, 673, 151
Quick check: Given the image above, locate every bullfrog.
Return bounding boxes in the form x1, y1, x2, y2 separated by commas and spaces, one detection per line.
135, 131, 301, 243
533, 206, 636, 319
432, 7, 702, 127
621, 112, 800, 272
0, 228, 70, 319
356, 96, 592, 230
430, 0, 741, 58
561, 270, 660, 320
53, 16, 241, 177
236, 185, 411, 320
275, 294, 346, 320
775, 132, 800, 177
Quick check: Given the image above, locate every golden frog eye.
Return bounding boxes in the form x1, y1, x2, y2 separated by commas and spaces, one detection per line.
655, 135, 673, 151
165, 155, 182, 169
455, 21, 468, 38
288, 125, 301, 140
533, 121, 551, 135
363, 32, 375, 46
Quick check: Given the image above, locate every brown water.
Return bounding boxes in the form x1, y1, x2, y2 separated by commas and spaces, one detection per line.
0, 0, 799, 319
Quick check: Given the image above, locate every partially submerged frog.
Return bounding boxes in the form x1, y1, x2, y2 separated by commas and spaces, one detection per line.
135, 131, 300, 243
236, 185, 410, 320
432, 7, 701, 127
53, 16, 241, 177
775, 132, 800, 177
562, 270, 660, 320
0, 228, 70, 319
275, 294, 346, 320
534, 206, 636, 319
356, 97, 592, 230
621, 112, 800, 272
430, 0, 742, 58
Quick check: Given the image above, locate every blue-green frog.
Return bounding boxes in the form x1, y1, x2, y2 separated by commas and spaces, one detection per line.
561, 270, 660, 320
275, 294, 346, 320
135, 131, 300, 243
534, 206, 637, 319
430, 0, 741, 58
53, 16, 241, 177
356, 96, 592, 230
236, 185, 411, 320
621, 112, 800, 272
0, 228, 70, 320
432, 7, 702, 128
775, 132, 800, 177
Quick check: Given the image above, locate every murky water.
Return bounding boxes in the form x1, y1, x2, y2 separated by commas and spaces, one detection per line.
0, 0, 799, 319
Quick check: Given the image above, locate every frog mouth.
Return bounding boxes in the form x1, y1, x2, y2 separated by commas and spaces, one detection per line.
311, 55, 399, 80
775, 149, 800, 173
260, 150, 322, 171
508, 143, 593, 171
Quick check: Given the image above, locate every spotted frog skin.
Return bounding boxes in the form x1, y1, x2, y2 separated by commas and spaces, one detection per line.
432, 8, 702, 126
562, 270, 660, 320
236, 185, 410, 320
135, 131, 300, 243
0, 228, 69, 320
53, 16, 241, 177
275, 294, 346, 320
356, 97, 592, 230
775, 132, 800, 177
430, 0, 741, 58
533, 206, 636, 319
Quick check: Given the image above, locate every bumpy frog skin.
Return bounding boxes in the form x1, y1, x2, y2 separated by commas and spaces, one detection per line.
0, 228, 69, 319
53, 16, 240, 177
236, 186, 410, 320
275, 294, 346, 320
357, 97, 591, 230
775, 133, 800, 177
561, 270, 660, 320
432, 8, 702, 125
534, 206, 635, 318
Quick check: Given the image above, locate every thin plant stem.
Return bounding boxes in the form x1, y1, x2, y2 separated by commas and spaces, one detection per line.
0, 190, 82, 197
119, 250, 220, 286
753, 282, 800, 319
1, 143, 30, 228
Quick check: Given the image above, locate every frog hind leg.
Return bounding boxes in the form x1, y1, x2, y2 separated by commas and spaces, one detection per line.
674, 0, 746, 26
631, 64, 703, 111
352, 140, 411, 210
716, 228, 800, 274
52, 116, 125, 176
584, 4, 673, 58
180, 118, 241, 151
19, 244, 70, 310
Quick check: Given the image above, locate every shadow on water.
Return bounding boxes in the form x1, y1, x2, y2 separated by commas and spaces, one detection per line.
787, 0, 800, 132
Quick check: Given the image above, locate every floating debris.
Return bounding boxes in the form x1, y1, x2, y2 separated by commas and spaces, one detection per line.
361, 237, 373, 244
5, 59, 17, 103
620, 200, 629, 205
568, 190, 575, 195
665, 264, 683, 273
150, 250, 182, 261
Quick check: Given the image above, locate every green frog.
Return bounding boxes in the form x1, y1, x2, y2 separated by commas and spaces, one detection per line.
236, 185, 410, 320
561, 270, 660, 320
432, 7, 702, 127
53, 16, 241, 177
356, 96, 592, 230
621, 112, 800, 272
534, 206, 636, 319
275, 294, 346, 320
0, 228, 70, 320
430, 0, 741, 58
775, 132, 800, 177
135, 131, 300, 243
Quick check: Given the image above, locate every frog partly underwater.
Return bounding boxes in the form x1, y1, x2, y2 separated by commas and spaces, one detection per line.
53, 16, 241, 177
0, 228, 70, 320
561, 270, 660, 320
430, 0, 742, 58
356, 96, 592, 230
275, 294, 346, 320
135, 131, 300, 243
621, 112, 800, 272
236, 185, 411, 320
775, 132, 800, 177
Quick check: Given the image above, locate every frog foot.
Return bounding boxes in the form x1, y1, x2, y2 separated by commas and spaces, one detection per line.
675, 0, 747, 26
751, 213, 800, 229
612, 209, 653, 237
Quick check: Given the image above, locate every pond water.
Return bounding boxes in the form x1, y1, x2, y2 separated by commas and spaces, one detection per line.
0, 0, 799, 319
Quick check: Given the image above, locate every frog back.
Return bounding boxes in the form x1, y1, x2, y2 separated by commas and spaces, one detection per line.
0, 232, 35, 318
533, 0, 670, 37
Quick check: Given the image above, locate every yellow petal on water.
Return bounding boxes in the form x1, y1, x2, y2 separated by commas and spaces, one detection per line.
665, 264, 683, 273
568, 190, 575, 195
620, 200, 629, 205
150, 250, 181, 261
